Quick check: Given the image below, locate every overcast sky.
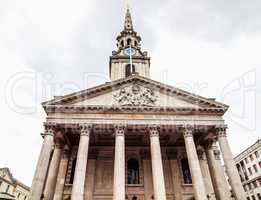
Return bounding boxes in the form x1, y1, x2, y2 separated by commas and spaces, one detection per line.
0, 0, 260, 186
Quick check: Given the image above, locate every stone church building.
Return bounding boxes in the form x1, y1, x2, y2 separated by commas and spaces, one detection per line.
29, 8, 246, 200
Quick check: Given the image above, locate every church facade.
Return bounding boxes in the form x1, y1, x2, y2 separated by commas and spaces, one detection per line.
29, 8, 246, 200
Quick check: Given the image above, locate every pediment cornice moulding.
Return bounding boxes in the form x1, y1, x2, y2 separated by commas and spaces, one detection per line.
42, 75, 229, 114
44, 105, 226, 115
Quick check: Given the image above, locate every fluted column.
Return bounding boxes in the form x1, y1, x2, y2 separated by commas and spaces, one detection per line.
53, 147, 70, 200
182, 125, 207, 200
71, 124, 92, 200
216, 125, 246, 200
29, 123, 55, 200
205, 140, 231, 200
43, 144, 64, 200
113, 125, 126, 200
148, 125, 166, 200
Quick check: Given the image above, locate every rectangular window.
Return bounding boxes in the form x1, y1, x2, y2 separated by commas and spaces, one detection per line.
255, 151, 260, 158
257, 193, 261, 200
248, 183, 252, 190
245, 157, 249, 164
253, 164, 258, 173
252, 195, 256, 200
253, 180, 258, 188
244, 185, 248, 192
259, 161, 261, 169
247, 197, 251, 200
248, 167, 253, 175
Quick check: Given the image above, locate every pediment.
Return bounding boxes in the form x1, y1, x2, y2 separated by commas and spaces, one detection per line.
71, 83, 201, 108
42, 75, 228, 114
0, 168, 14, 183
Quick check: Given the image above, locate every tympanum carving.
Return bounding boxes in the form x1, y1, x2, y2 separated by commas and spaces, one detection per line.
113, 84, 158, 106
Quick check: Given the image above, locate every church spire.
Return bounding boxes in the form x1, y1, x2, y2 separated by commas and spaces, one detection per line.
109, 6, 150, 81
124, 7, 134, 31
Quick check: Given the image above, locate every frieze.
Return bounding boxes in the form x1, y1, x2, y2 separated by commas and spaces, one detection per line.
113, 84, 158, 106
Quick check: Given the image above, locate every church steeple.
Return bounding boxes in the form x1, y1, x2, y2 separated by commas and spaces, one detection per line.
109, 7, 150, 81
124, 8, 133, 31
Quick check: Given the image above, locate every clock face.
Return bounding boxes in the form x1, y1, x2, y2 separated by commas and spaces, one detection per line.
124, 47, 136, 56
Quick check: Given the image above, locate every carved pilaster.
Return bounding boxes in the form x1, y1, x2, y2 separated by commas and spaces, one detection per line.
147, 125, 160, 137
79, 123, 93, 136
215, 125, 227, 138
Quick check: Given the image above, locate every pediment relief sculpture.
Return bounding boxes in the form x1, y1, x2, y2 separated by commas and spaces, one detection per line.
113, 84, 158, 106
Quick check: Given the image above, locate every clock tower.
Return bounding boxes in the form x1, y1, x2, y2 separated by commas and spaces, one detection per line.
109, 7, 150, 81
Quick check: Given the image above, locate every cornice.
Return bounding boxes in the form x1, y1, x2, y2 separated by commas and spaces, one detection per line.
234, 139, 261, 162
44, 105, 226, 115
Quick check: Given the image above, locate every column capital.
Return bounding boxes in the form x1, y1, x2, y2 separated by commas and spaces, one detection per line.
113, 124, 126, 137
147, 124, 160, 137
181, 125, 194, 137
79, 123, 93, 136
215, 125, 227, 138
42, 122, 56, 137
204, 138, 216, 150
197, 149, 205, 160
213, 149, 221, 160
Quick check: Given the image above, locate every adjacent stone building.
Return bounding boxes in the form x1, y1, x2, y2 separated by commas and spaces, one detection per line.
0, 168, 30, 200
29, 8, 246, 200
235, 140, 261, 200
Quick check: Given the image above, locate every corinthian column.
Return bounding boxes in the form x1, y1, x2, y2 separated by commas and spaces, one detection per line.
216, 125, 246, 200
148, 125, 166, 200
43, 143, 63, 200
205, 140, 231, 200
113, 125, 126, 200
182, 125, 207, 200
29, 123, 55, 200
71, 124, 92, 200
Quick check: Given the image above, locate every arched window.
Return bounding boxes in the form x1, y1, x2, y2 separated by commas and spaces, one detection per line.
181, 158, 192, 184
134, 40, 138, 47
125, 64, 135, 77
69, 158, 77, 184
127, 158, 140, 184
127, 38, 132, 46
121, 40, 124, 47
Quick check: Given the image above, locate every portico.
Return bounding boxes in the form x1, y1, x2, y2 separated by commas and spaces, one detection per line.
30, 116, 245, 200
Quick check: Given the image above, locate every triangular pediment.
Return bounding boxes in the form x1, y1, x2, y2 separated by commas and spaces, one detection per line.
0, 168, 14, 183
42, 75, 228, 114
